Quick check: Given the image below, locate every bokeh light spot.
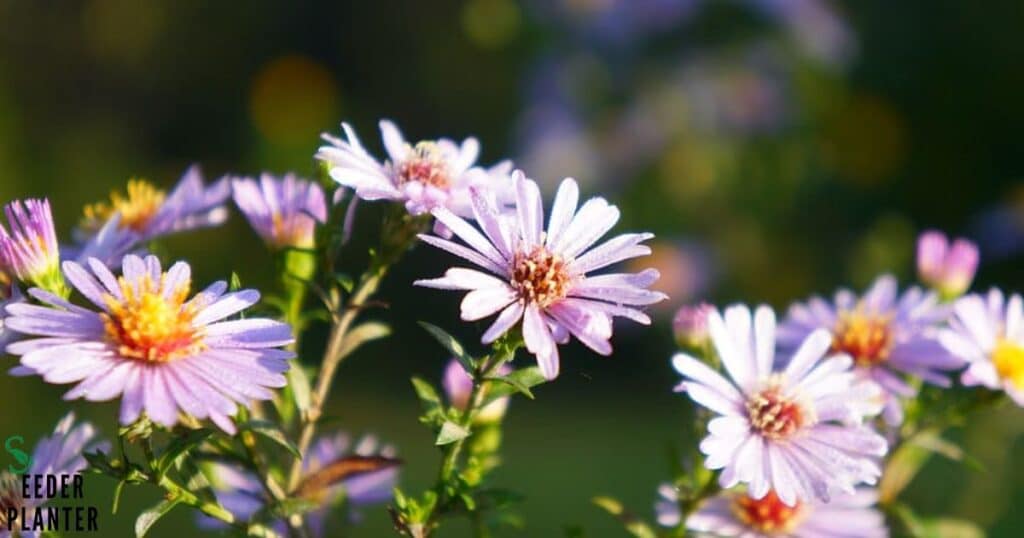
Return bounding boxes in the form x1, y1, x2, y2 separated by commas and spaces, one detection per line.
249, 55, 340, 148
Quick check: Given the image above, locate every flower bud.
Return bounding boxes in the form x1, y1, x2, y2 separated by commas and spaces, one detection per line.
0, 199, 67, 297
442, 359, 510, 423
916, 230, 978, 299
673, 303, 714, 350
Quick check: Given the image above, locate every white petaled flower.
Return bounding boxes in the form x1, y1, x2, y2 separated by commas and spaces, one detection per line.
673, 305, 887, 506
941, 289, 1024, 405
316, 119, 513, 221
656, 484, 887, 538
416, 172, 667, 379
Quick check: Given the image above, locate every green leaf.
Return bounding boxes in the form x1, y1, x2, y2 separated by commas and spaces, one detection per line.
482, 367, 547, 406
247, 523, 284, 538
156, 428, 213, 477
287, 365, 313, 419
435, 421, 471, 445
920, 518, 986, 538
83, 450, 118, 476
334, 273, 355, 293
418, 322, 475, 373
111, 479, 126, 514
240, 420, 301, 459
592, 497, 658, 538
336, 321, 391, 360
411, 377, 444, 420
135, 499, 181, 537
229, 272, 243, 292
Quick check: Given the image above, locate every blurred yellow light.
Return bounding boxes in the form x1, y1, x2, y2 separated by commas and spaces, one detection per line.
820, 94, 906, 186
249, 55, 340, 148
462, 0, 521, 49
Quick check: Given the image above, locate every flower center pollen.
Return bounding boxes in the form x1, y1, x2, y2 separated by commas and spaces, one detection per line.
731, 490, 805, 534
832, 310, 893, 367
102, 274, 204, 362
993, 339, 1024, 390
746, 385, 811, 441
511, 245, 572, 308
395, 142, 450, 189
83, 179, 166, 233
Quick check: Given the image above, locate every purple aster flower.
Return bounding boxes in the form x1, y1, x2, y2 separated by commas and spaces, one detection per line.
917, 230, 979, 299
76, 166, 230, 253
316, 120, 514, 221
0, 199, 66, 296
3, 254, 293, 434
443, 359, 512, 423
231, 173, 328, 250
673, 304, 887, 506
656, 484, 886, 537
415, 172, 667, 379
777, 275, 962, 424
200, 433, 399, 535
0, 412, 108, 538
940, 289, 1024, 405
673, 302, 714, 349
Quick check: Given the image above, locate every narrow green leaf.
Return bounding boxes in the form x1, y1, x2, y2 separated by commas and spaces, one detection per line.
111, 479, 126, 514
336, 321, 391, 360
156, 428, 213, 477
592, 497, 658, 538
481, 367, 547, 406
411, 377, 443, 416
435, 421, 471, 445
287, 366, 313, 418
241, 420, 301, 459
488, 374, 535, 399
334, 273, 355, 293
418, 322, 475, 373
229, 272, 243, 292
135, 499, 180, 537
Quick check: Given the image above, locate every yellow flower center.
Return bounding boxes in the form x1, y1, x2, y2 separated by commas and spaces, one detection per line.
510, 245, 573, 308
102, 274, 203, 362
747, 385, 812, 441
395, 142, 450, 189
832, 310, 894, 367
83, 179, 166, 233
731, 490, 806, 534
993, 339, 1024, 390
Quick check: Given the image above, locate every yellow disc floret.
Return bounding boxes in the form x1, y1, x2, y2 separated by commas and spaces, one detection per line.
993, 339, 1024, 390
82, 179, 166, 233
832, 309, 894, 367
102, 274, 203, 362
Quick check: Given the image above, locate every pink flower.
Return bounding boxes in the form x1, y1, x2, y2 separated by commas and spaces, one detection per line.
4, 254, 294, 434
673, 305, 887, 506
231, 173, 327, 249
416, 172, 666, 379
917, 230, 979, 299
442, 359, 511, 422
673, 302, 714, 349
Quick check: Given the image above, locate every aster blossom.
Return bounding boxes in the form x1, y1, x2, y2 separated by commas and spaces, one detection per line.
316, 119, 513, 220
777, 275, 962, 424
673, 304, 887, 506
3, 254, 293, 434
416, 172, 666, 379
917, 229, 979, 299
200, 433, 399, 536
940, 289, 1024, 405
231, 173, 327, 250
76, 166, 230, 260
0, 412, 108, 538
655, 484, 886, 537
0, 199, 66, 295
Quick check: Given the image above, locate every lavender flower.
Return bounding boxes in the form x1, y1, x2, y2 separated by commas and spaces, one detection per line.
940, 289, 1024, 405
231, 173, 328, 250
656, 484, 886, 537
77, 166, 230, 257
673, 305, 887, 506
778, 275, 962, 424
316, 120, 514, 220
443, 359, 511, 423
673, 302, 713, 349
917, 230, 979, 299
0, 413, 108, 538
416, 172, 667, 379
3, 254, 293, 434
0, 199, 66, 296
201, 433, 399, 536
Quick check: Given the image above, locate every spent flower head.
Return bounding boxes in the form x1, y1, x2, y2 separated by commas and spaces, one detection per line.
316, 120, 514, 222
3, 254, 293, 433
0, 199, 67, 297
917, 229, 979, 299
941, 289, 1024, 405
231, 173, 327, 250
674, 305, 887, 506
778, 275, 962, 424
416, 172, 667, 379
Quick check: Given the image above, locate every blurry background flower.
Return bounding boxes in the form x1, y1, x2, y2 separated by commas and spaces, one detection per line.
1, 0, 1024, 535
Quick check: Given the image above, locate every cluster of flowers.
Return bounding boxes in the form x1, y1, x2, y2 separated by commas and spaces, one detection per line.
0, 118, 665, 535
658, 230, 993, 537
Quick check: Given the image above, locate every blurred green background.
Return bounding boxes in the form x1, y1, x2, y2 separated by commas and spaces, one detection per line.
3, 0, 1024, 536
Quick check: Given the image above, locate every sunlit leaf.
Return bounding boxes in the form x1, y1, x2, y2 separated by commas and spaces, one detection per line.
435, 421, 471, 445
418, 322, 475, 373
135, 499, 180, 537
